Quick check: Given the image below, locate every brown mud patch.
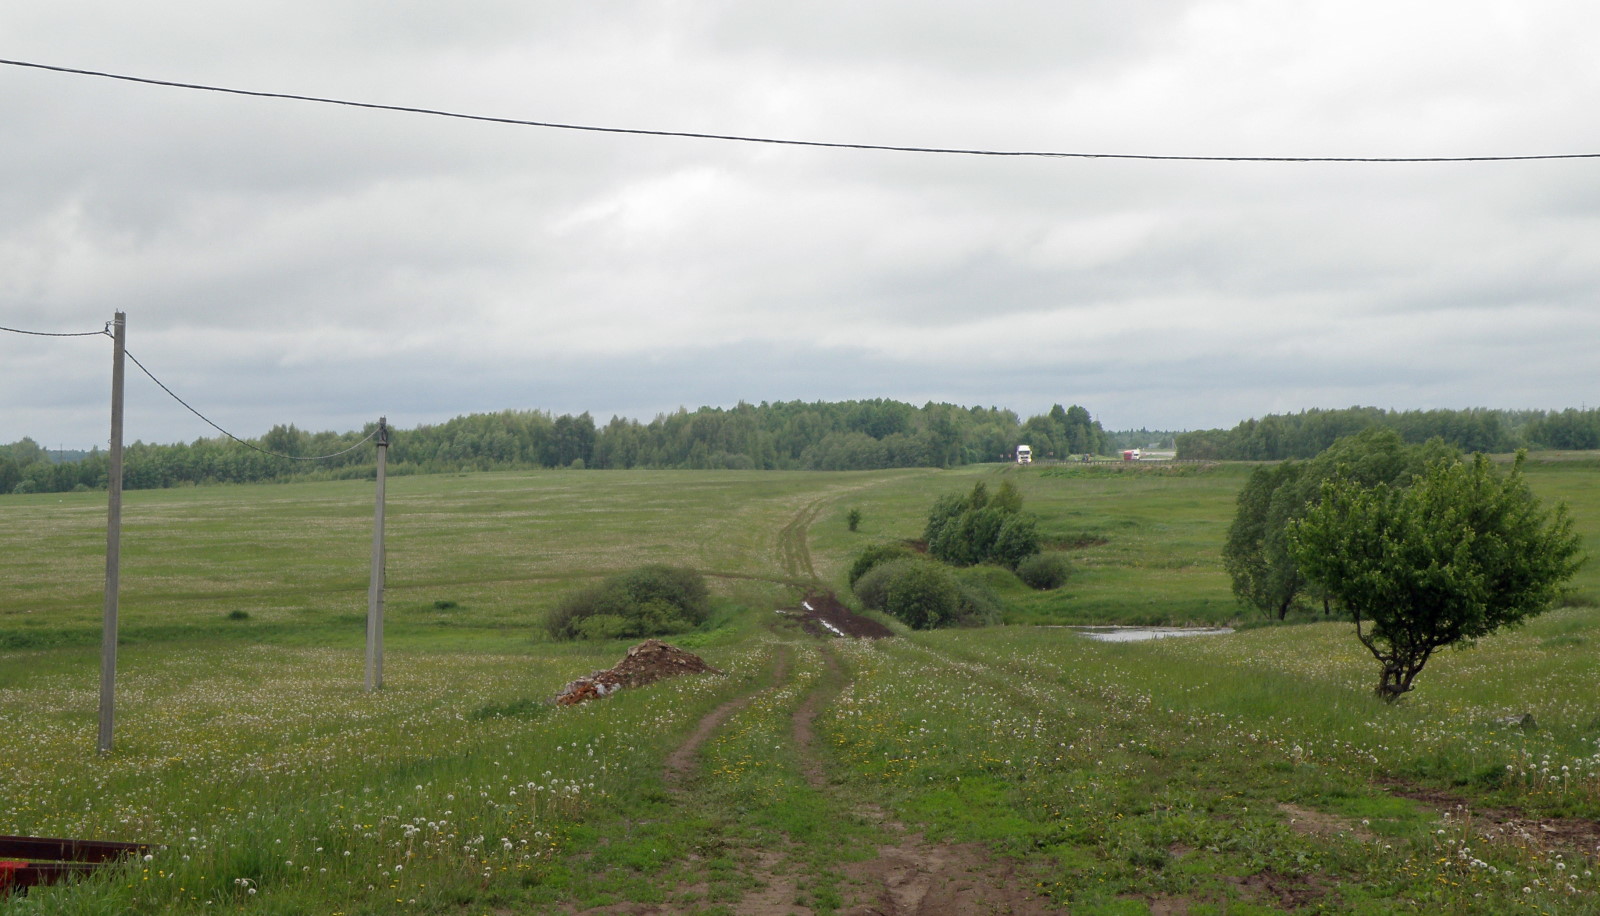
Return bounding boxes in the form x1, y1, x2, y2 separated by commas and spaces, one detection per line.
781, 591, 894, 639
788, 642, 1054, 914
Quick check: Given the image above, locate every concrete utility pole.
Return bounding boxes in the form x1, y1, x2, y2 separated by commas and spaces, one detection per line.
365, 417, 388, 692
98, 311, 125, 755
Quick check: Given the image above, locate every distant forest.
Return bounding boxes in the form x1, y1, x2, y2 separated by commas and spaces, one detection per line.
1175, 406, 1600, 460
1, 400, 1113, 494
8, 402, 1595, 496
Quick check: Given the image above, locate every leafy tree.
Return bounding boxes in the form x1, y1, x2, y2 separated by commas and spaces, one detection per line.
1289, 453, 1583, 700
1176, 406, 1537, 461
989, 514, 1042, 569
260, 424, 307, 458
1223, 462, 1308, 619
1223, 429, 1457, 619
923, 480, 1039, 569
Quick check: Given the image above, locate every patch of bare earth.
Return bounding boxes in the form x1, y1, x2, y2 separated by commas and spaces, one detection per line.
836, 840, 1054, 916
780, 591, 895, 640
1223, 870, 1330, 911
1120, 865, 1328, 915
1379, 779, 1600, 864
1278, 802, 1377, 842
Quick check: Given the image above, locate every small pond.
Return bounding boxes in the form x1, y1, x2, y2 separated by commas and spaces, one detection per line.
1069, 626, 1234, 642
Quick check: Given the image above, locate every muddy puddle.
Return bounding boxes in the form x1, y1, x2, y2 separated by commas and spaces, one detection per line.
1069, 626, 1234, 642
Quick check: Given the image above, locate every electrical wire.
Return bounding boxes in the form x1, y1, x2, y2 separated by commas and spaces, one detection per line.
4, 57, 1597, 164
0, 322, 113, 338
123, 348, 380, 461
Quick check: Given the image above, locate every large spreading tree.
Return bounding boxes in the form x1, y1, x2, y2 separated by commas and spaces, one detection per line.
1223, 429, 1457, 619
1289, 452, 1583, 700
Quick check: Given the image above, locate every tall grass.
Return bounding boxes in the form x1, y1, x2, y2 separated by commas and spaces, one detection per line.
3, 458, 1598, 912
1, 640, 765, 913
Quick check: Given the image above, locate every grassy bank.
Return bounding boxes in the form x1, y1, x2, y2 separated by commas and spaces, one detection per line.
2, 459, 1597, 913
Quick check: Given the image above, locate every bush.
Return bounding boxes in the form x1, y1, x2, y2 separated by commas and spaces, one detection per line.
950, 573, 1005, 627
884, 561, 963, 630
990, 515, 1042, 569
855, 558, 1005, 630
923, 480, 1041, 569
854, 557, 915, 611
1016, 552, 1072, 590
848, 543, 916, 588
546, 564, 710, 640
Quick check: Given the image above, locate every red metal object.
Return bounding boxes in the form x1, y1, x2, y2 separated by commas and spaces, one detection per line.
0, 836, 153, 895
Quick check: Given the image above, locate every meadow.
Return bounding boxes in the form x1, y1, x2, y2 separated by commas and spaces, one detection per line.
1, 457, 1597, 913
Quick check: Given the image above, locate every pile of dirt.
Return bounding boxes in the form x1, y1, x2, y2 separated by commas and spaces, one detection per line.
554, 639, 721, 706
781, 591, 895, 639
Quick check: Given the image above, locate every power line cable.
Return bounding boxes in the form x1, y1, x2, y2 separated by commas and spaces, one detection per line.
4, 57, 1597, 164
1, 322, 114, 338
123, 348, 380, 461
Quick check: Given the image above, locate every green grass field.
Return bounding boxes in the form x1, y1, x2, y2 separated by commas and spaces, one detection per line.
2, 457, 1597, 913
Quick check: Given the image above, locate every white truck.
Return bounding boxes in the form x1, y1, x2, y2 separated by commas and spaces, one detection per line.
1016, 445, 1032, 464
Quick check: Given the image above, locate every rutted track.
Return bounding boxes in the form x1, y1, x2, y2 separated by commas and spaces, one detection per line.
662, 644, 792, 792
777, 497, 826, 582
641, 631, 1054, 915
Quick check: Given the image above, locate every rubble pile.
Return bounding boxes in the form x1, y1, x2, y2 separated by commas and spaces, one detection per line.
553, 639, 721, 706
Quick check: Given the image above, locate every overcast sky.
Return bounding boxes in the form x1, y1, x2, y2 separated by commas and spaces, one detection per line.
4, 1, 1598, 450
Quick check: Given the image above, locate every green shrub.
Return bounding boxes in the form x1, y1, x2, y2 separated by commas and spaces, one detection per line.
885, 561, 962, 630
545, 564, 710, 640
1017, 552, 1072, 590
854, 557, 915, 611
951, 576, 1005, 627
856, 559, 1005, 629
990, 515, 1042, 569
574, 614, 630, 640
956, 563, 1027, 594
923, 480, 1041, 569
848, 543, 916, 588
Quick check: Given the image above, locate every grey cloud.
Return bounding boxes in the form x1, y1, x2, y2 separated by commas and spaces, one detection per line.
4, 1, 1599, 450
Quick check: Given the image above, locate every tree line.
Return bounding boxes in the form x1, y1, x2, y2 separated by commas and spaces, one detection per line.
1176, 406, 1600, 460
1, 399, 1109, 494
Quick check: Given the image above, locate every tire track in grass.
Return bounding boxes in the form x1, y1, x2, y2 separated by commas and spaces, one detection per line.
664, 642, 793, 792
777, 498, 825, 582
784, 640, 1057, 916
792, 640, 840, 790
